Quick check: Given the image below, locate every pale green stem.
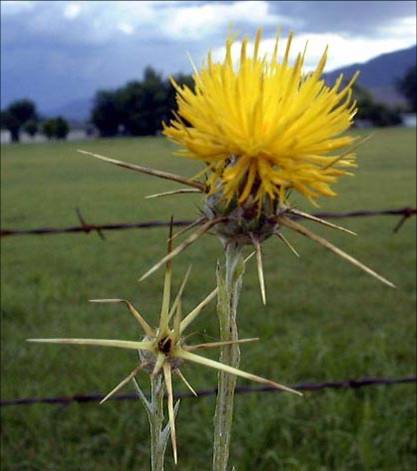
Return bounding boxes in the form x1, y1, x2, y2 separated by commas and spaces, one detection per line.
134, 373, 179, 471
150, 375, 166, 471
212, 241, 245, 471
135, 375, 166, 471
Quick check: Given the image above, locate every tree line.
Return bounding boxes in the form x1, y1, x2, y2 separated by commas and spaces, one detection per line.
0, 99, 69, 143
1, 65, 415, 142
90, 65, 417, 136
90, 66, 193, 137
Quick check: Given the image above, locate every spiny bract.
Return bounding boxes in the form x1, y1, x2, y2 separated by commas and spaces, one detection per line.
163, 29, 359, 206
28, 226, 300, 464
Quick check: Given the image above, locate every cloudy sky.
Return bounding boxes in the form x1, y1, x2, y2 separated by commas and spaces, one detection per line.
1, 0, 416, 112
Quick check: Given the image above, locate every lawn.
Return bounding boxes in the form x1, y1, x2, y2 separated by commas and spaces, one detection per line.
1, 128, 416, 470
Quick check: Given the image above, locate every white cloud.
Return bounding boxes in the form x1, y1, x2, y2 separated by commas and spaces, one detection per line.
377, 15, 416, 41
164, 1, 285, 40
49, 1, 288, 42
64, 3, 82, 20
211, 30, 417, 73
118, 22, 134, 35
117, 1, 159, 22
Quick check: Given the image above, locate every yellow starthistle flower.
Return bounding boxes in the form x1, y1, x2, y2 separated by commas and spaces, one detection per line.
76, 30, 394, 300
163, 29, 359, 206
28, 226, 300, 464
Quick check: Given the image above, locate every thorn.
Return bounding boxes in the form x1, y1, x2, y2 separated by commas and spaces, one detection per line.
132, 377, 152, 415
77, 149, 206, 191
176, 369, 198, 397
88, 299, 154, 337
251, 234, 266, 305
145, 188, 201, 199
180, 287, 218, 334
288, 208, 357, 236
278, 216, 396, 288
99, 365, 141, 404
170, 216, 207, 242
244, 251, 256, 264
187, 337, 260, 350
139, 218, 223, 282
275, 232, 300, 257
167, 265, 192, 325
177, 349, 303, 397
160, 219, 175, 331
163, 364, 178, 464
152, 354, 165, 378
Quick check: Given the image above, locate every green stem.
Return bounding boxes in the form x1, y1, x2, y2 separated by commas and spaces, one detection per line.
134, 374, 178, 471
149, 375, 166, 471
212, 242, 245, 471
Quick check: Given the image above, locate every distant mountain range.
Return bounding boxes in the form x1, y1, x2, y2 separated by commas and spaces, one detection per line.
43, 45, 416, 122
43, 98, 94, 124
324, 45, 416, 107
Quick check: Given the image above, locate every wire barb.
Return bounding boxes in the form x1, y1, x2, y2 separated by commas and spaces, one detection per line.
76, 207, 106, 240
392, 207, 415, 233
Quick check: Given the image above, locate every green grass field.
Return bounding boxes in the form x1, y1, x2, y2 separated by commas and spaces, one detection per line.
1, 128, 416, 470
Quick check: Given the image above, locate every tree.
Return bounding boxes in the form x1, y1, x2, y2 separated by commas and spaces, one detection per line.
397, 65, 416, 112
89, 67, 194, 137
353, 84, 402, 127
0, 99, 38, 142
42, 119, 56, 140
91, 90, 122, 137
117, 81, 144, 135
1, 110, 20, 142
42, 117, 70, 140
119, 67, 168, 136
54, 117, 69, 139
23, 119, 39, 137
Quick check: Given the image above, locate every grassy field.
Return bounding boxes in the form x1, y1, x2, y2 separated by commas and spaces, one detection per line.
1, 128, 416, 470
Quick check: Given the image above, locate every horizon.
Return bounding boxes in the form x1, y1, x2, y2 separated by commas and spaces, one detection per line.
1, 1, 416, 115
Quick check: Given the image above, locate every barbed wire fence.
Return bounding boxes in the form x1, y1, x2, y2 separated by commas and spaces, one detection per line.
1, 206, 415, 239
1, 376, 416, 407
1, 206, 415, 407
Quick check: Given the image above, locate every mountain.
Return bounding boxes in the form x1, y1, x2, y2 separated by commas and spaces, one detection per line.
324, 45, 416, 106
42, 97, 94, 123
38, 45, 417, 122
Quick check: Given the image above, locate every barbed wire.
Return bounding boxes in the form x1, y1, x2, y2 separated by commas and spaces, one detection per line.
1, 207, 415, 239
1, 376, 415, 407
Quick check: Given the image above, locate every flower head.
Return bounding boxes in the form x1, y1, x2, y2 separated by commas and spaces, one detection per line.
163, 29, 359, 206
28, 225, 300, 464
76, 30, 394, 303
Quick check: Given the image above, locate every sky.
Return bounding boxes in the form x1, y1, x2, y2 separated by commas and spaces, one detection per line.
1, 0, 416, 112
